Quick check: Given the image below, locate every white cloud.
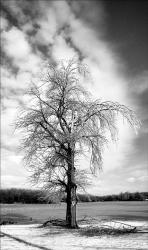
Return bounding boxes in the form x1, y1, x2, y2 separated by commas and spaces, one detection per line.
138, 175, 148, 182
52, 35, 76, 61
53, 0, 73, 25
35, 8, 57, 45
33, 0, 73, 46
2, 27, 31, 59
127, 175, 148, 185
127, 177, 136, 183
0, 16, 9, 30
1, 175, 30, 189
2, 26, 42, 74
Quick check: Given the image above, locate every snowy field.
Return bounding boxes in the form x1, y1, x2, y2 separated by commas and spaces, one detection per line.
1, 202, 148, 250
1, 221, 148, 250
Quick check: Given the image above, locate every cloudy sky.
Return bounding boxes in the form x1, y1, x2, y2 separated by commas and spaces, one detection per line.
1, 0, 148, 195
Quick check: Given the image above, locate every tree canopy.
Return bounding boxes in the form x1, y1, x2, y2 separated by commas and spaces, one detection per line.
16, 59, 140, 227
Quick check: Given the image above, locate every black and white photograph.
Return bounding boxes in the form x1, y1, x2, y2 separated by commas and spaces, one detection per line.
1, 0, 148, 249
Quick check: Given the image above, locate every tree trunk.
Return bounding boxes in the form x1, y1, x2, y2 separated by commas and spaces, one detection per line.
70, 181, 77, 228
66, 148, 78, 228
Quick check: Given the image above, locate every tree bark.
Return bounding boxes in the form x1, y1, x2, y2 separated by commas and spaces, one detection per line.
66, 148, 78, 228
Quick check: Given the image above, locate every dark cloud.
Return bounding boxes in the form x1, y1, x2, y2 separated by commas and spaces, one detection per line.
134, 132, 148, 155
128, 85, 148, 172
129, 75, 148, 123
1, 51, 19, 75
139, 90, 148, 109
1, 2, 20, 28
128, 138, 148, 171
36, 44, 51, 57
69, 0, 105, 32
1, 0, 39, 25
103, 0, 148, 76
64, 36, 85, 61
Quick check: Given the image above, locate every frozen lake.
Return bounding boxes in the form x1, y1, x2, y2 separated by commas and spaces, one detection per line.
1, 221, 148, 250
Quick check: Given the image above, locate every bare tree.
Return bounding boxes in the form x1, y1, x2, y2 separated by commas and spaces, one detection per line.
16, 59, 140, 228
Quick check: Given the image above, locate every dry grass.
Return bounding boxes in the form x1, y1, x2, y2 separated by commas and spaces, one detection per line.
1, 201, 148, 226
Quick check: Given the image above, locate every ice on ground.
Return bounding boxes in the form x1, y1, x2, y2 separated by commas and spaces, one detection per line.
1, 221, 148, 250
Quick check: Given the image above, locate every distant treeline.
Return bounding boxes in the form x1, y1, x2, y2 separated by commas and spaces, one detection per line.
0, 189, 44, 204
76, 192, 148, 202
0, 188, 148, 204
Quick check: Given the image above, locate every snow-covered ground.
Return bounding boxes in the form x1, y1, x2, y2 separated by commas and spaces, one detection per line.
1, 221, 148, 250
